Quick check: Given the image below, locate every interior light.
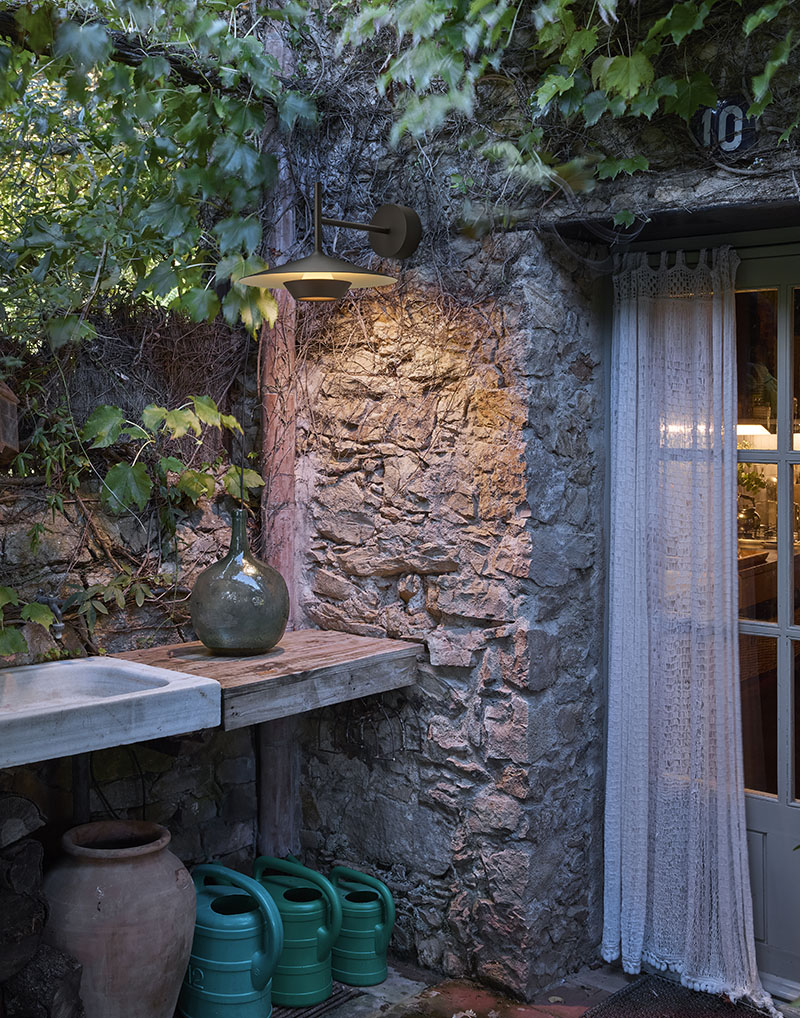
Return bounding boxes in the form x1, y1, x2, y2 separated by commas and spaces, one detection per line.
736, 424, 772, 436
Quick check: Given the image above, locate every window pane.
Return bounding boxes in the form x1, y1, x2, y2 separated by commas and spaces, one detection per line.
737, 290, 778, 450
738, 462, 778, 622
740, 634, 778, 795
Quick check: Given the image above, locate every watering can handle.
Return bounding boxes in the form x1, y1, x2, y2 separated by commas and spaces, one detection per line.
330, 866, 396, 953
192, 864, 284, 990
254, 856, 343, 959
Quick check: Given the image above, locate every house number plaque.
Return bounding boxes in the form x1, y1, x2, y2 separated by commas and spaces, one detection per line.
691, 95, 758, 153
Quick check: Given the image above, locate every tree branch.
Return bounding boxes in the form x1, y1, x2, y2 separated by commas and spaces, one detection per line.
0, 4, 269, 100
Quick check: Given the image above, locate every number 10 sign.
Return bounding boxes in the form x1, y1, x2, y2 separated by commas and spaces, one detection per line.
691, 95, 758, 153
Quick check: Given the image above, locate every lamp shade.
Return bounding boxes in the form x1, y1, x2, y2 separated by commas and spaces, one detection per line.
238, 250, 395, 298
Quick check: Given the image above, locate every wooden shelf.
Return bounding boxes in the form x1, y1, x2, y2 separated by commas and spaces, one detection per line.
113, 629, 421, 730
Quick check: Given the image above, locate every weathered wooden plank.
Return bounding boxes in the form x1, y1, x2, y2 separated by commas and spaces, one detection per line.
114, 630, 421, 730
224, 655, 418, 730
257, 717, 300, 857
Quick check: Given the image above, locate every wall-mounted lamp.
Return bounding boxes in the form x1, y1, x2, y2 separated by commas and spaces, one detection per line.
239, 182, 421, 301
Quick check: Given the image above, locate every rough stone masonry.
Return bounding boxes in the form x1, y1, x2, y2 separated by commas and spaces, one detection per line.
293, 228, 607, 997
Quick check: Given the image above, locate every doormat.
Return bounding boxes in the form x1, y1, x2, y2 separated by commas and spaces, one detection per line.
271, 982, 365, 1018
584, 975, 771, 1018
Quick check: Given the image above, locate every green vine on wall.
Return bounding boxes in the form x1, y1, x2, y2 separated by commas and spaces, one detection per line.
340, 0, 799, 219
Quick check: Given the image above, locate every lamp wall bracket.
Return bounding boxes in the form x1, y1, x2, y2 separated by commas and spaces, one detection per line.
314, 182, 421, 261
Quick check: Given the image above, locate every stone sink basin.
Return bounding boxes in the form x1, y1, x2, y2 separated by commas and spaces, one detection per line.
0, 657, 221, 768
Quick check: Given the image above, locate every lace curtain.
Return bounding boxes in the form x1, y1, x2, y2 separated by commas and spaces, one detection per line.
602, 248, 774, 1013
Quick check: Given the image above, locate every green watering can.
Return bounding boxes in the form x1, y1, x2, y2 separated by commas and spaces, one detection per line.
330, 867, 395, 987
253, 856, 342, 1007
178, 864, 284, 1018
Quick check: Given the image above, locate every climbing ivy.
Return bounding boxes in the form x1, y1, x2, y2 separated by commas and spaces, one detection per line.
340, 0, 799, 193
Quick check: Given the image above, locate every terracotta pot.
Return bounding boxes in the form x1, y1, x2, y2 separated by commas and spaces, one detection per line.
43, 820, 195, 1018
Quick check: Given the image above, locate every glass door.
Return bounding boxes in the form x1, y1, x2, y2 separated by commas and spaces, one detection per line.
737, 256, 800, 994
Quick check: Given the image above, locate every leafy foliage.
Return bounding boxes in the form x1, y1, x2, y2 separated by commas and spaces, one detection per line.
340, 0, 800, 190
79, 396, 245, 517
0, 0, 304, 358
0, 2, 301, 657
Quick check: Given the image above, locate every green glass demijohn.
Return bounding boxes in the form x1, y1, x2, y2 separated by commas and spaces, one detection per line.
190, 508, 289, 655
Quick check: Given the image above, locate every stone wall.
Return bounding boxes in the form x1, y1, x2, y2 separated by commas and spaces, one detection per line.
293, 230, 607, 998
0, 728, 257, 870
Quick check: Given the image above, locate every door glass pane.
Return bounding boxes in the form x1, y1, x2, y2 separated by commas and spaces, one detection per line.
794, 289, 800, 448
793, 465, 800, 625
738, 462, 778, 622
740, 634, 778, 795
737, 290, 778, 450
794, 641, 800, 801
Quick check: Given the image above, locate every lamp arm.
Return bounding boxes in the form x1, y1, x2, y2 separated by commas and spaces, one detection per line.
319, 215, 391, 235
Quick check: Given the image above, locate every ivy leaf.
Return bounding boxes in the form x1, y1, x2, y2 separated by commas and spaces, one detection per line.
277, 91, 317, 130
13, 5, 54, 50
223, 466, 266, 497
601, 52, 654, 99
562, 28, 597, 65
81, 405, 124, 448
664, 2, 711, 45
142, 405, 167, 432
213, 216, 262, 255
664, 72, 716, 120
752, 31, 792, 103
172, 287, 220, 322
747, 90, 773, 118
597, 154, 649, 179
134, 54, 172, 84
220, 413, 243, 434
582, 90, 609, 126
164, 408, 202, 439
159, 455, 185, 474
629, 77, 676, 119
190, 395, 221, 428
46, 316, 96, 351
778, 114, 800, 144
613, 209, 636, 227
744, 0, 788, 36
21, 603, 55, 630
536, 70, 575, 108
140, 198, 193, 239
0, 587, 20, 610
136, 260, 179, 298
54, 22, 112, 70
211, 135, 262, 187
177, 469, 216, 503
218, 256, 279, 330
0, 628, 27, 656
222, 285, 278, 331
101, 462, 153, 513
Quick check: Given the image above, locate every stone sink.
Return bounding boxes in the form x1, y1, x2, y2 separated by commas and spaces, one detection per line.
0, 657, 221, 768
